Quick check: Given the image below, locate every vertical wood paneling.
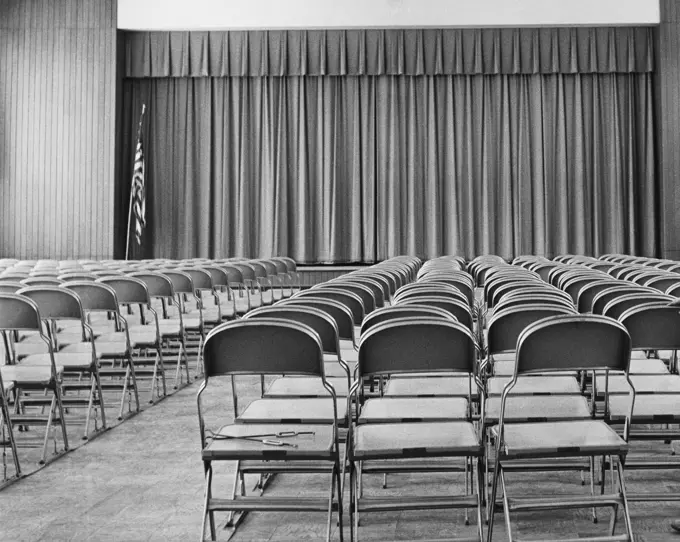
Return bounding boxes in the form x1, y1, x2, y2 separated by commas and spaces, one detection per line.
0, 0, 116, 260
659, 1, 680, 259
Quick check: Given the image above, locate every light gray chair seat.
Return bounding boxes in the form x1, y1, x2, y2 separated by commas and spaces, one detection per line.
99, 329, 157, 348
608, 394, 680, 422
487, 376, 581, 396
494, 420, 628, 459
1, 364, 62, 385
492, 359, 578, 377
22, 352, 97, 371
61, 341, 128, 357
485, 395, 591, 424
323, 361, 354, 378
385, 377, 478, 398
353, 421, 481, 460
202, 424, 335, 460
236, 397, 347, 424
263, 376, 349, 397
14, 341, 50, 357
359, 397, 468, 423
601, 374, 680, 394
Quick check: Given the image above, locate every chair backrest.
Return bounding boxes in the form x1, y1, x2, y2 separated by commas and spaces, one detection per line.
591, 286, 651, 315
200, 265, 230, 288
96, 277, 151, 306
360, 304, 456, 335
333, 276, 385, 307
58, 273, 97, 282
128, 272, 175, 299
646, 275, 680, 293
176, 268, 214, 292
18, 287, 84, 321
562, 276, 606, 304
294, 288, 365, 325
602, 293, 673, 320
0, 293, 44, 330
494, 292, 574, 313
576, 280, 624, 313
220, 264, 245, 286
358, 318, 476, 376
487, 305, 576, 355
620, 303, 680, 350
279, 297, 355, 342
273, 256, 297, 274
397, 296, 472, 330
231, 263, 256, 282
245, 306, 339, 354
0, 282, 23, 293
315, 281, 376, 313
202, 319, 324, 377
21, 277, 63, 286
61, 281, 120, 312
159, 270, 195, 296
394, 287, 468, 306
514, 314, 631, 375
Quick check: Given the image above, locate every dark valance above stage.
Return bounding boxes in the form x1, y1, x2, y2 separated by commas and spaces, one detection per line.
122, 27, 654, 78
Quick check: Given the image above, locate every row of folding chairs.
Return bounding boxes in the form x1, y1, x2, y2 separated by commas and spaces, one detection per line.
197, 253, 648, 542
0, 255, 300, 484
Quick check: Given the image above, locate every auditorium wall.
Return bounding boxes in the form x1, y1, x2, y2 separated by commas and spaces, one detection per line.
0, 0, 117, 260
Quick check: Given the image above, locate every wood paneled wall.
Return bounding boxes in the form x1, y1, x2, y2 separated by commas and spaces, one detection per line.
659, 1, 680, 260
0, 0, 116, 260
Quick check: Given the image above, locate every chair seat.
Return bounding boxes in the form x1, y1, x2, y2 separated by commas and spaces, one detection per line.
487, 376, 581, 396
99, 329, 157, 348
491, 359, 578, 378
485, 395, 591, 424
601, 374, 680, 395
323, 358, 355, 378
496, 420, 628, 460
23, 352, 97, 371
200, 308, 221, 324
130, 320, 185, 337
352, 421, 481, 460
338, 343, 358, 363
1, 364, 61, 385
55, 332, 90, 347
627, 358, 669, 374
384, 377, 478, 398
202, 424, 335, 460
14, 341, 50, 357
263, 377, 349, 397
236, 398, 347, 424
359, 397, 469, 423
608, 394, 680, 422
61, 341, 128, 358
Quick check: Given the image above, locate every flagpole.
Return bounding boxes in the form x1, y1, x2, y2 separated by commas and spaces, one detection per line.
125, 103, 146, 261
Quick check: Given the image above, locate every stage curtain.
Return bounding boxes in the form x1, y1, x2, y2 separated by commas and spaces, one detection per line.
119, 72, 657, 262
123, 27, 654, 77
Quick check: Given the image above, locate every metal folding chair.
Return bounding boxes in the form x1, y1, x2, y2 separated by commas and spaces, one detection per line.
0, 294, 69, 464
348, 318, 484, 541
197, 319, 344, 541
487, 314, 636, 542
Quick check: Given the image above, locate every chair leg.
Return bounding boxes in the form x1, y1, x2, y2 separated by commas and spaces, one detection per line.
335, 460, 344, 542
349, 460, 358, 542
615, 458, 634, 540
1, 398, 20, 476
486, 450, 502, 542
83, 379, 95, 439
476, 456, 484, 542
54, 384, 69, 453
500, 467, 514, 541
326, 465, 337, 542
201, 465, 216, 542
40, 396, 56, 464
93, 366, 107, 431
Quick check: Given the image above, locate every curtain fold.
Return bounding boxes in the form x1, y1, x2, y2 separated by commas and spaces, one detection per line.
119, 73, 658, 263
123, 27, 654, 78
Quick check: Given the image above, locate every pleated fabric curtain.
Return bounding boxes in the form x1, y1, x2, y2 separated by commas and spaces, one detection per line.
118, 29, 658, 263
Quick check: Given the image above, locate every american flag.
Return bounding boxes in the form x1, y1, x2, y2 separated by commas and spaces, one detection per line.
131, 134, 146, 245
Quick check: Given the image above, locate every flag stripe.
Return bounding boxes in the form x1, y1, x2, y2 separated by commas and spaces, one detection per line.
131, 135, 145, 246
